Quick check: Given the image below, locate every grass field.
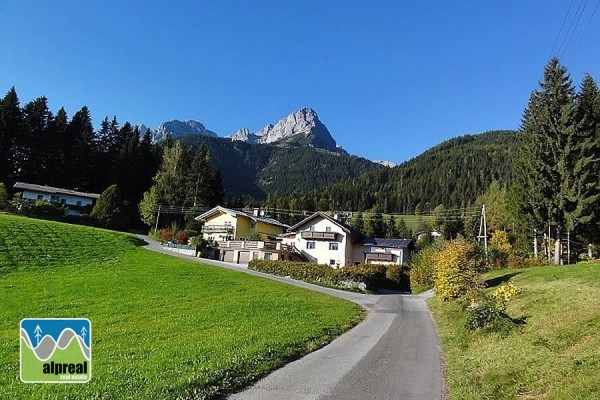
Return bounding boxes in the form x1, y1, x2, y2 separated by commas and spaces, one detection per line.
0, 214, 363, 399
430, 264, 600, 399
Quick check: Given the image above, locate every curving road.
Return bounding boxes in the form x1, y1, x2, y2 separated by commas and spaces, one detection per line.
138, 236, 445, 400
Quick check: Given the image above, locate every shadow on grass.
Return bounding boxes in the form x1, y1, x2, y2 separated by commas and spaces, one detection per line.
125, 235, 148, 247
484, 272, 521, 288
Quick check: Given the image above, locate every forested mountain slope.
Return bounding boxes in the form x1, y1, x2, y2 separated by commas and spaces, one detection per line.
179, 135, 383, 200
268, 130, 518, 213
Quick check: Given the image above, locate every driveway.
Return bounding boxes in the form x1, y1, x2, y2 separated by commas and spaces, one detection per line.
137, 236, 445, 400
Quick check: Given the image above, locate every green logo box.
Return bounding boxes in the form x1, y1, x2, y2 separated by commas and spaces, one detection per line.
20, 318, 91, 383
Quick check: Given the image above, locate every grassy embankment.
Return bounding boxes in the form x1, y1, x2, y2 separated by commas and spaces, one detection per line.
430, 264, 600, 399
0, 214, 363, 399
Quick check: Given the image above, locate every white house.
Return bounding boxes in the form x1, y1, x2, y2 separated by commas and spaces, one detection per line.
284, 212, 413, 267
13, 182, 100, 209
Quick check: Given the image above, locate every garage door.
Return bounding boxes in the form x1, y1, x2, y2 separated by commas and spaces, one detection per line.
223, 251, 235, 263
238, 251, 251, 264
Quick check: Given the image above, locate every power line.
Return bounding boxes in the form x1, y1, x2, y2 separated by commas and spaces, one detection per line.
550, 0, 576, 57
557, 0, 589, 59
568, 0, 600, 63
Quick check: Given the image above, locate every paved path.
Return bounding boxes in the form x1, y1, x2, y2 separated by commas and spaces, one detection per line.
137, 235, 445, 400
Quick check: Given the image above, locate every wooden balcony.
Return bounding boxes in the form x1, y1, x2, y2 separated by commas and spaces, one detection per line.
202, 225, 234, 233
364, 252, 394, 262
301, 231, 337, 240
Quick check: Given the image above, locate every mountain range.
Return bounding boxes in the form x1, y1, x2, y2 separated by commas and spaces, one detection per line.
141, 107, 348, 155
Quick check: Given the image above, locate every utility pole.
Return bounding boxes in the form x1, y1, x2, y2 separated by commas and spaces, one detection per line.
155, 204, 161, 231
567, 230, 570, 265
533, 229, 538, 259
477, 204, 488, 262
554, 227, 561, 265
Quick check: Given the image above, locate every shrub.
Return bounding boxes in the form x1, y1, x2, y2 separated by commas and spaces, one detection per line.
385, 264, 411, 291
188, 235, 206, 248
176, 231, 188, 245
464, 299, 509, 331
248, 260, 408, 292
409, 241, 443, 287
465, 282, 520, 333
160, 228, 174, 243
433, 239, 484, 301
489, 230, 513, 268
32, 200, 65, 220
148, 228, 162, 241
0, 182, 8, 210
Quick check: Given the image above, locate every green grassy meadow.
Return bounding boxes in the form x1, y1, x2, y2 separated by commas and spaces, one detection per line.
0, 214, 363, 399
430, 264, 600, 399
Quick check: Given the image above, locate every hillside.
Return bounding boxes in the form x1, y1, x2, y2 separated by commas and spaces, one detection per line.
179, 134, 383, 199
275, 130, 518, 213
0, 214, 361, 398
431, 264, 600, 399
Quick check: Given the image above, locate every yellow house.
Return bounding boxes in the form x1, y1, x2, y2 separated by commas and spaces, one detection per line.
195, 206, 288, 242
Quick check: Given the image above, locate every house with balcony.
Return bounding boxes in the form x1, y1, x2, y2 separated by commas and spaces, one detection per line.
195, 206, 289, 242
283, 212, 413, 267
13, 182, 100, 215
194, 206, 296, 263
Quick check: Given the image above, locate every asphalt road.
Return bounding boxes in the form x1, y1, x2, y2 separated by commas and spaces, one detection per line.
137, 236, 445, 400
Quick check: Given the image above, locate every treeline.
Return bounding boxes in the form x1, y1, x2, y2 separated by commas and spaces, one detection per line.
0, 87, 225, 229
0, 87, 160, 209
264, 130, 517, 215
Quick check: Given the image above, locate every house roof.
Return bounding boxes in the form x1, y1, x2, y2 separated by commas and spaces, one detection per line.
13, 182, 100, 199
287, 212, 366, 238
362, 238, 413, 248
195, 206, 289, 229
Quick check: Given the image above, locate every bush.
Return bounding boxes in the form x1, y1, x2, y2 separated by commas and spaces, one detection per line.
0, 182, 8, 210
32, 200, 65, 220
465, 299, 509, 332
248, 260, 409, 292
160, 228, 174, 243
433, 239, 484, 301
176, 231, 188, 245
409, 241, 443, 287
465, 282, 520, 333
384, 264, 411, 292
489, 230, 513, 268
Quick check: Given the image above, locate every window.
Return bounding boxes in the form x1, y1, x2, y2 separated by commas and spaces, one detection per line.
37, 194, 44, 200
308, 225, 315, 231
264, 253, 272, 260
326, 226, 332, 232
329, 242, 338, 251
370, 246, 377, 253
76, 201, 82, 206
306, 241, 315, 249
224, 221, 232, 226
385, 248, 392, 253
330, 259, 336, 265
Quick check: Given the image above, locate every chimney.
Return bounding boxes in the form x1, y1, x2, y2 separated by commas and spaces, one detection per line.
253, 208, 259, 217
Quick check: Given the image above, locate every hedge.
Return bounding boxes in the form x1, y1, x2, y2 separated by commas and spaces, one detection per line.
248, 260, 410, 292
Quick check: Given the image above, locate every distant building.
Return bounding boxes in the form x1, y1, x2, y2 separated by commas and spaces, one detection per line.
13, 182, 100, 214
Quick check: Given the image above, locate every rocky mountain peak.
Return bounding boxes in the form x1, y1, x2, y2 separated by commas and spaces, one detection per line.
229, 107, 344, 153
152, 119, 218, 142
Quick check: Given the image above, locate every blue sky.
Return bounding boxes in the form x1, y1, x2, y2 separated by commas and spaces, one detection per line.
1, 1, 599, 164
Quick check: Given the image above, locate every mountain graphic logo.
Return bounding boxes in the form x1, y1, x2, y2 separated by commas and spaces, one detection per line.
20, 318, 91, 383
